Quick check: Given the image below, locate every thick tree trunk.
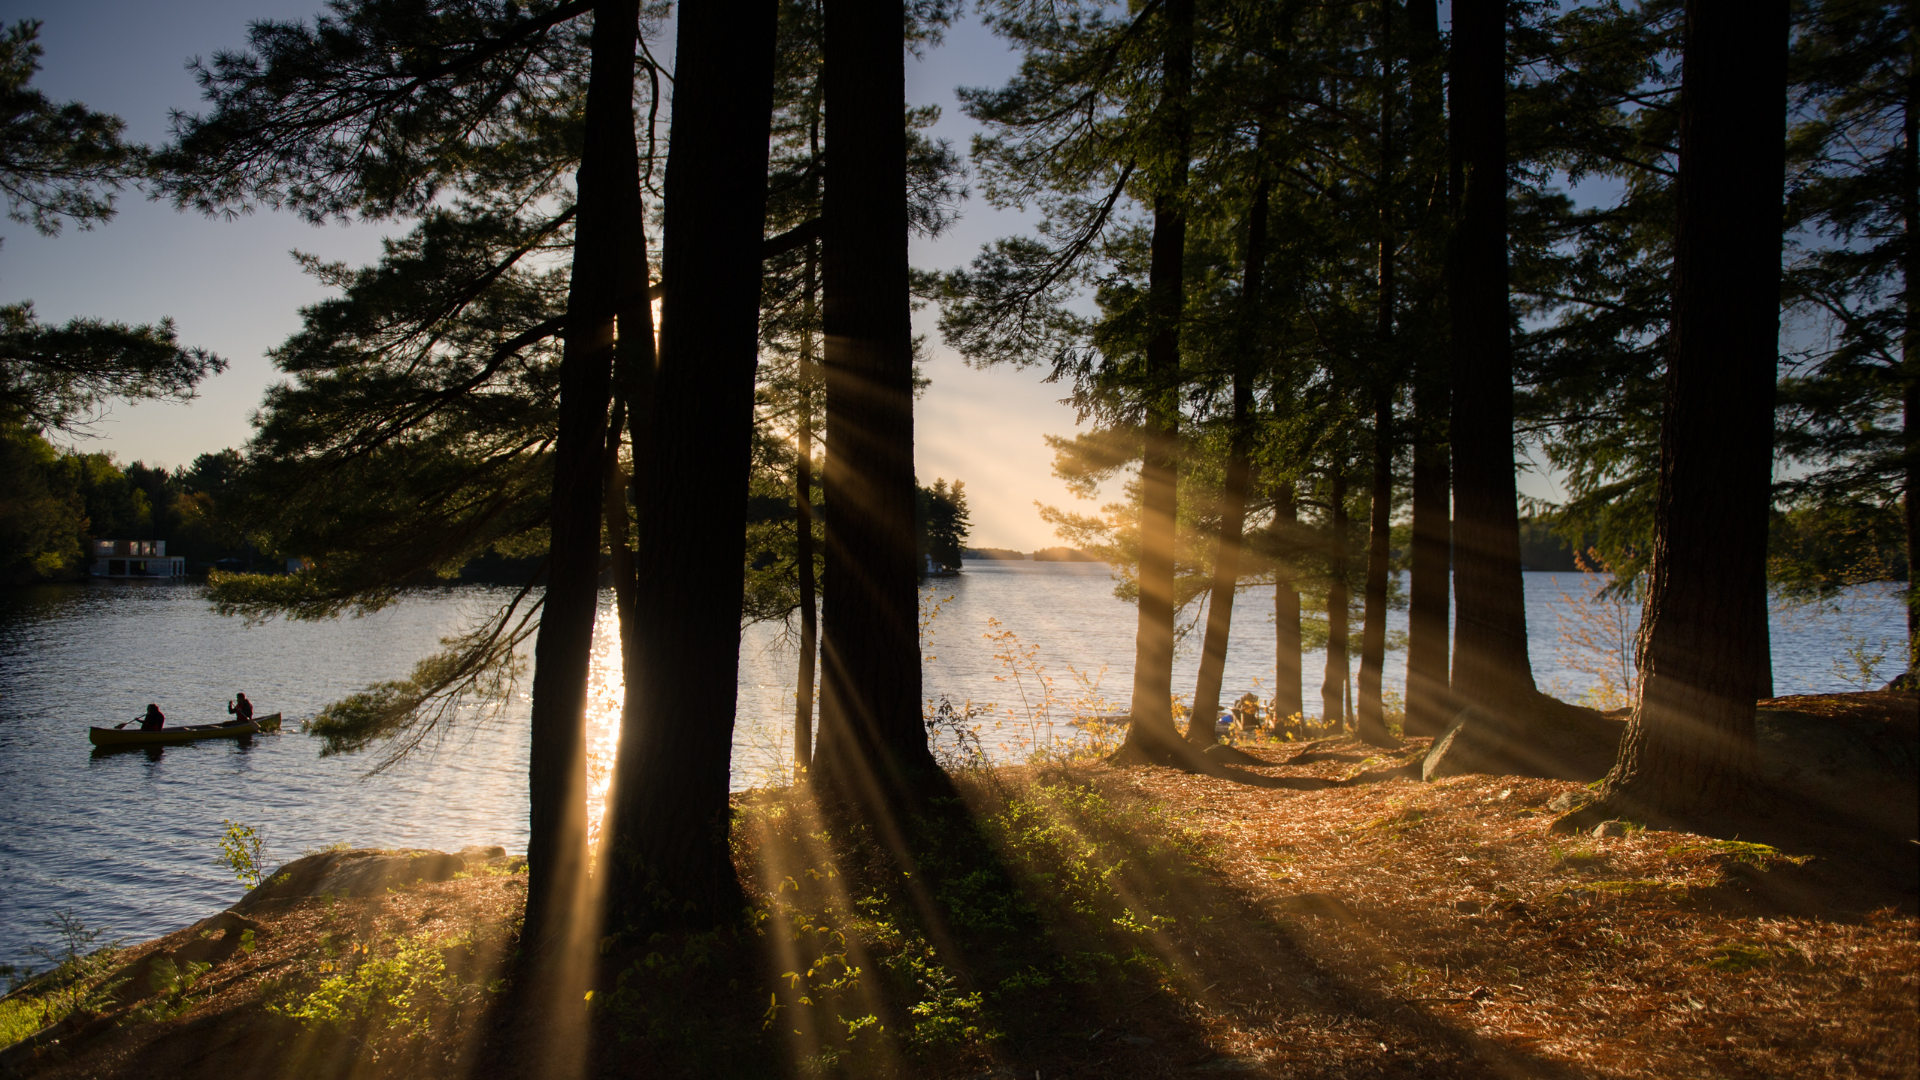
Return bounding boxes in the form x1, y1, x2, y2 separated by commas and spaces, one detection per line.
522, 0, 637, 953
1447, 0, 1535, 717
1322, 470, 1351, 728
1405, 0, 1452, 737
794, 239, 819, 775
1903, 42, 1918, 675
1604, 0, 1788, 818
1274, 483, 1305, 724
814, 0, 942, 803
1357, 394, 1397, 746
604, 0, 777, 930
1186, 178, 1268, 748
1118, 0, 1199, 766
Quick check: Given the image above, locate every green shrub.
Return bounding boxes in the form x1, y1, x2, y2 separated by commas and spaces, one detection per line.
0, 996, 54, 1050
219, 820, 270, 888
270, 932, 464, 1034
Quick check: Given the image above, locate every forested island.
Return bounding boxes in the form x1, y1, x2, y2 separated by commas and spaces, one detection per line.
0, 0, 1913, 1078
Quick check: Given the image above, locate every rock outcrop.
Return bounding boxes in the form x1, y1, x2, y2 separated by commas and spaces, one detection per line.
229, 845, 517, 914
1421, 696, 1624, 783
1425, 691, 1918, 835
1753, 698, 1917, 834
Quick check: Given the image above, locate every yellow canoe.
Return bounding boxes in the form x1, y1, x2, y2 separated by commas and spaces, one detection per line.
89, 712, 282, 747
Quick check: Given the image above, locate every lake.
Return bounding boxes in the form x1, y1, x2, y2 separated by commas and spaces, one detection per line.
0, 563, 1906, 969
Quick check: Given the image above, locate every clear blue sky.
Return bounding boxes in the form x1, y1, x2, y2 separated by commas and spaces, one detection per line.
2, 0, 1556, 550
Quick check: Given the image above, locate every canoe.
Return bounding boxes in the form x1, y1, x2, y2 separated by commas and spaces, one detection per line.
89, 712, 283, 747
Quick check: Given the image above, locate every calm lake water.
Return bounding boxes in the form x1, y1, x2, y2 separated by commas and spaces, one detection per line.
0, 563, 1906, 968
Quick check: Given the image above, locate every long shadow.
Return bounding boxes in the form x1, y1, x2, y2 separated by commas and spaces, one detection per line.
959, 767, 1590, 1079
1199, 737, 1431, 791
563, 748, 1641, 1079
568, 774, 1256, 1078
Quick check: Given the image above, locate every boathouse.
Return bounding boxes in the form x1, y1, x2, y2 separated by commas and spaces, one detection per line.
90, 540, 187, 578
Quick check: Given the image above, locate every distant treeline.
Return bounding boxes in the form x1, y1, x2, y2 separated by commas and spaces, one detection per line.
961, 546, 1103, 563
0, 428, 254, 585
1518, 519, 1590, 573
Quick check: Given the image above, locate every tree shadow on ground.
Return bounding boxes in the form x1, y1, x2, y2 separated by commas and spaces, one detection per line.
554, 764, 1591, 1079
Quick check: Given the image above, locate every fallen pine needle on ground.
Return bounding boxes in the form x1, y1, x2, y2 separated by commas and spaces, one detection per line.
3, 733, 1914, 1080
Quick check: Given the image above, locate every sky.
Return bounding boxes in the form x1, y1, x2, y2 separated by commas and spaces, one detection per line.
1, 0, 1549, 552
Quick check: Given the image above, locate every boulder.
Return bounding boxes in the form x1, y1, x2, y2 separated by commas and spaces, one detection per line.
1754, 705, 1918, 833
231, 848, 468, 912
1429, 692, 1916, 837
1422, 699, 1624, 783
314, 850, 465, 898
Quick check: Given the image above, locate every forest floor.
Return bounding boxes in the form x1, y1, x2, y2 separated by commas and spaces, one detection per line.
4, 693, 1915, 1079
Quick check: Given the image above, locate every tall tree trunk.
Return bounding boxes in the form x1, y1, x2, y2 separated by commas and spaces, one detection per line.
1603, 0, 1788, 818
1186, 176, 1268, 748
1405, 0, 1452, 736
1903, 29, 1918, 678
611, 95, 659, 683
1274, 483, 1305, 724
1118, 0, 1198, 766
604, 0, 777, 930
1357, 394, 1397, 745
814, 0, 941, 803
1357, 2, 1400, 749
1447, 0, 1536, 718
1322, 470, 1351, 728
794, 237, 819, 775
522, 0, 638, 954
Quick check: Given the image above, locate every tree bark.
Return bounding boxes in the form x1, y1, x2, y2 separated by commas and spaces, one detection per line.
611, 86, 658, 683
522, 0, 637, 953
1447, 0, 1536, 717
1604, 0, 1788, 818
813, 0, 943, 803
1186, 176, 1268, 747
1903, 29, 1918, 676
1405, 0, 1452, 737
1357, 7, 1400, 748
1322, 470, 1351, 728
604, 0, 777, 930
1118, 0, 1199, 767
794, 237, 819, 775
1274, 482, 1305, 725
1357, 393, 1397, 746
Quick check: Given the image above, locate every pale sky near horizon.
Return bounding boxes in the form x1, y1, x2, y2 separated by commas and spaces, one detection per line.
1, 0, 1551, 551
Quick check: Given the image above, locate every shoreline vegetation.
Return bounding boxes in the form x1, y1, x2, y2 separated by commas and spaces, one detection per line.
4, 691, 1912, 1080
962, 547, 1105, 562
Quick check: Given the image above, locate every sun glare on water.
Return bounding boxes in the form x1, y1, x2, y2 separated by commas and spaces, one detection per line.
584, 604, 625, 854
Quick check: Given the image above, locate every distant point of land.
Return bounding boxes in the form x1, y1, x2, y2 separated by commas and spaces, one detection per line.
962, 546, 1105, 562
1032, 546, 1101, 562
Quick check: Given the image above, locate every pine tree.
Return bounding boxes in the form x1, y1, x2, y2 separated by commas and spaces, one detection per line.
603, 0, 778, 932
1579, 0, 1791, 823
1448, 0, 1538, 718
0, 20, 221, 433
812, 0, 946, 805
1778, 0, 1917, 678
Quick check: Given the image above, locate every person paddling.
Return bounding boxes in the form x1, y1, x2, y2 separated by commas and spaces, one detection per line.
139, 703, 165, 731
228, 692, 253, 724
